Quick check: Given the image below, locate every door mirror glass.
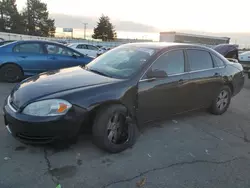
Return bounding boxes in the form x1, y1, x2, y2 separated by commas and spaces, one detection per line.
147, 69, 167, 78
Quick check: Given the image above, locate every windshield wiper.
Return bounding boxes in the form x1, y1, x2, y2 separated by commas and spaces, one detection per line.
87, 68, 113, 78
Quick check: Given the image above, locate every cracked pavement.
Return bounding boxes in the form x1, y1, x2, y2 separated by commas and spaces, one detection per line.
1, 76, 250, 188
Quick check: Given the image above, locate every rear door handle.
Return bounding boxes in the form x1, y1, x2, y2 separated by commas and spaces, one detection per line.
178, 79, 184, 84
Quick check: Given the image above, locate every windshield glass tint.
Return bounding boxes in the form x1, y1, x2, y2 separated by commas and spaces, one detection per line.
86, 46, 157, 79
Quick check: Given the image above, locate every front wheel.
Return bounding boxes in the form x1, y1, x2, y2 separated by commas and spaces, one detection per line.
0, 64, 23, 82
210, 86, 232, 115
92, 104, 137, 153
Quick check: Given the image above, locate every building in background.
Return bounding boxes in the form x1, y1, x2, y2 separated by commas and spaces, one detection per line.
160, 31, 230, 46
114, 38, 153, 43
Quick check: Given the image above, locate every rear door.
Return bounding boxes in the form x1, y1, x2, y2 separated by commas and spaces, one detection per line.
13, 42, 47, 75
186, 49, 225, 108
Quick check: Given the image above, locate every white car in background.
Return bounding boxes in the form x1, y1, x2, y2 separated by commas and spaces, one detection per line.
97, 46, 111, 56
68, 43, 99, 57
239, 51, 250, 78
239, 51, 250, 62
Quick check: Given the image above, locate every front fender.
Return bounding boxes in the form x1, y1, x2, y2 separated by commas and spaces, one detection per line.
38, 81, 138, 117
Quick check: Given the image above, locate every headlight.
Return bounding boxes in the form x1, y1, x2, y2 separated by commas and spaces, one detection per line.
22, 99, 72, 117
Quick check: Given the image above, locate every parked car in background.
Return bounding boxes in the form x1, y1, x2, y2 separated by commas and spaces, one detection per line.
238, 51, 250, 78
3, 43, 245, 153
0, 40, 93, 82
68, 43, 99, 57
213, 44, 239, 60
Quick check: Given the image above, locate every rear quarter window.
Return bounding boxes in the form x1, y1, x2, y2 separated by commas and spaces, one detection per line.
211, 54, 225, 67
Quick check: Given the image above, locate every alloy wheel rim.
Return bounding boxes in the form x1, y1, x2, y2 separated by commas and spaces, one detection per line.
216, 90, 229, 111
4, 68, 19, 81
107, 112, 129, 145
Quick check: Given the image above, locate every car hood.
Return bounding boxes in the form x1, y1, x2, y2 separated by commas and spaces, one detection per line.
10, 66, 119, 109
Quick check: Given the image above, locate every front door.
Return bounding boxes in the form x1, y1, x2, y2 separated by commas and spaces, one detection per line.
137, 49, 193, 124
86, 44, 99, 57
44, 43, 81, 70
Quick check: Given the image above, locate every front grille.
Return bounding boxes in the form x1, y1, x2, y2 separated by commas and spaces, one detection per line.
16, 133, 54, 143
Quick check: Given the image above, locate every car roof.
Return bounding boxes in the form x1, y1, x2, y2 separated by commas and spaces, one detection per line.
121, 42, 211, 50
12, 40, 66, 45
68, 42, 94, 45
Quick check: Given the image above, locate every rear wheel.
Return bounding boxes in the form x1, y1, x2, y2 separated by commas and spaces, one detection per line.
0, 64, 23, 82
210, 86, 231, 115
92, 104, 137, 153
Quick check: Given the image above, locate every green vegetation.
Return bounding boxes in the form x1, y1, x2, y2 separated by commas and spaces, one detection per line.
0, 0, 55, 37
92, 14, 117, 41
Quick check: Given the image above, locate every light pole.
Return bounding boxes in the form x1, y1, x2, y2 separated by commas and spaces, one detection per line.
27, 0, 31, 34
83, 22, 88, 39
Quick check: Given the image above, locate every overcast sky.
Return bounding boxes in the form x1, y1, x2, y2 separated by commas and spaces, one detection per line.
16, 0, 250, 33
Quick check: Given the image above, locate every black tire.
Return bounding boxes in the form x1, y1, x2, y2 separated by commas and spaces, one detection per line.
248, 73, 250, 79
0, 64, 23, 82
92, 104, 137, 153
210, 85, 232, 115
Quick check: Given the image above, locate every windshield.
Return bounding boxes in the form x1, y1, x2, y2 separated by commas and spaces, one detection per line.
86, 45, 157, 79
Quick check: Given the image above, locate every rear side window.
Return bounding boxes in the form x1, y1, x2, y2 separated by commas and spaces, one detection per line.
13, 43, 43, 53
212, 54, 225, 67
186, 50, 213, 71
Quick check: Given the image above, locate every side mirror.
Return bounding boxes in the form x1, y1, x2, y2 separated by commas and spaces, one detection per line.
146, 69, 167, 78
72, 54, 78, 59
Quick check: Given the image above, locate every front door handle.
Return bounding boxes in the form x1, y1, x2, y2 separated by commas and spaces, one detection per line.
49, 57, 57, 60
19, 56, 27, 58
178, 79, 184, 84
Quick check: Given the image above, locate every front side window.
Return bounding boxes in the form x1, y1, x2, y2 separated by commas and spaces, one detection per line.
186, 49, 213, 71
76, 44, 87, 49
86, 46, 157, 79
45, 44, 74, 56
13, 43, 43, 53
150, 50, 185, 75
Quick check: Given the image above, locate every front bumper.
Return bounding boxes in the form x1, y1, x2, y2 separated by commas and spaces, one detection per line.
3, 101, 87, 144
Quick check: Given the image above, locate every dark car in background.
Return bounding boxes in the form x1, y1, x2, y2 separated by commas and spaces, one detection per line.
0, 40, 94, 82
3, 43, 245, 153
213, 44, 250, 78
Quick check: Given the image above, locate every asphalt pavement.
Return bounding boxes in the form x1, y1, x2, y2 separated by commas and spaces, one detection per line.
1, 76, 250, 188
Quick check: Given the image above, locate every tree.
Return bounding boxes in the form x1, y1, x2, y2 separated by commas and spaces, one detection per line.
0, 0, 25, 33
92, 15, 117, 41
23, 0, 55, 37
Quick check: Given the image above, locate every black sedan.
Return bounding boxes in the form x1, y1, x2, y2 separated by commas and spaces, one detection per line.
3, 43, 245, 153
